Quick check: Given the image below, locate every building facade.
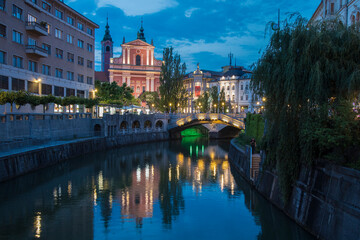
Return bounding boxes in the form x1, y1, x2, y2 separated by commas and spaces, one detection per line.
109, 23, 162, 98
0, 0, 98, 109
310, 0, 360, 25
219, 66, 261, 113
182, 64, 222, 113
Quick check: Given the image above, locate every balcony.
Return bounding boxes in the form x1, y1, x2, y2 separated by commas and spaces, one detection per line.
25, 45, 48, 58
25, 22, 48, 36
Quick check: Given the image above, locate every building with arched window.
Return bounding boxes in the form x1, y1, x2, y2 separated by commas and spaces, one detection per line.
108, 21, 162, 98
310, 0, 360, 26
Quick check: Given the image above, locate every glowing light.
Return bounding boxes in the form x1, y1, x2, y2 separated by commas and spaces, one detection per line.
198, 159, 205, 171
145, 165, 150, 180
98, 171, 104, 190
68, 181, 72, 197
177, 153, 184, 165
136, 167, 141, 182
34, 212, 42, 239
169, 167, 172, 180
93, 188, 97, 206
262, 97, 266, 102
222, 161, 229, 170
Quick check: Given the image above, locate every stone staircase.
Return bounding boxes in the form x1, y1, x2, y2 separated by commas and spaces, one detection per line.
251, 154, 261, 180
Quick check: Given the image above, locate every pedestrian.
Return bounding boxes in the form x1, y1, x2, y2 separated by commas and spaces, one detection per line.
250, 138, 256, 154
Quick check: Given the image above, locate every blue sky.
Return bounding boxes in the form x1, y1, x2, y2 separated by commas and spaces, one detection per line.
65, 0, 320, 72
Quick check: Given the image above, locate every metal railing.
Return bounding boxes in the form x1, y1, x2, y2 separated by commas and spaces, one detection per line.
25, 21, 48, 32
25, 44, 48, 54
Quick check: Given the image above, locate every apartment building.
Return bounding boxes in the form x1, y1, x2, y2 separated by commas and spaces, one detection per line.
0, 0, 98, 104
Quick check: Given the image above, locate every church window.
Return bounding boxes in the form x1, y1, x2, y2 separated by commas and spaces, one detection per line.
106, 46, 110, 52
136, 86, 140, 93
232, 85, 235, 90
136, 55, 141, 65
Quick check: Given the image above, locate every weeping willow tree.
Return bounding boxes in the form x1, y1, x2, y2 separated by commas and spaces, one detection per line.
252, 15, 360, 202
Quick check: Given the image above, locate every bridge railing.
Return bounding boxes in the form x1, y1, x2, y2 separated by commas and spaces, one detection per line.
174, 113, 245, 129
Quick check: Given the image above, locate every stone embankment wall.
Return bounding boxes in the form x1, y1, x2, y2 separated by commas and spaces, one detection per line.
0, 132, 169, 183
229, 140, 360, 240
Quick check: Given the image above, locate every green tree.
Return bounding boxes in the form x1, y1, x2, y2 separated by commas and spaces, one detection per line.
210, 86, 219, 112
95, 80, 135, 106
158, 47, 187, 112
252, 16, 360, 201
195, 91, 210, 112
139, 91, 160, 110
219, 88, 226, 113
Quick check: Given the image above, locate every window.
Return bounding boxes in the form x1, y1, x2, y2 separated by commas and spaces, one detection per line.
66, 34, 73, 44
12, 56, 23, 68
12, 78, 25, 91
241, 96, 243, 101
0, 75, 8, 90
28, 81, 39, 94
55, 68, 63, 78
0, 24, 5, 37
12, 30, 23, 44
106, 46, 110, 52
77, 74, 84, 83
0, 0, 5, 11
67, 71, 74, 81
42, 64, 51, 75
87, 43, 93, 52
136, 55, 141, 65
241, 85, 243, 90
55, 9, 63, 19
77, 90, 85, 98
12, 5, 22, 20
246, 95, 248, 101
42, 83, 52, 95
27, 14, 37, 23
143, 86, 145, 92
0, 51, 5, 64
66, 88, 75, 96
245, 85, 248, 90
67, 52, 74, 62
77, 22, 83, 30
45, 23, 50, 34
55, 28, 62, 39
42, 1, 51, 12
67, 16, 74, 25
87, 60, 92, 69
87, 77, 93, 85
28, 60, 37, 72
28, 37, 36, 46
330, 3, 334, 14
232, 95, 235, 100
232, 85, 235, 90
55, 48, 63, 59
54, 86, 64, 97
87, 28, 93, 35
30, 0, 37, 4
136, 86, 140, 93
227, 86, 230, 90
77, 39, 84, 48
78, 56, 84, 65
42, 43, 51, 55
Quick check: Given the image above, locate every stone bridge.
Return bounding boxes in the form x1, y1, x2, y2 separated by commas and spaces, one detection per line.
168, 113, 245, 138
100, 113, 169, 137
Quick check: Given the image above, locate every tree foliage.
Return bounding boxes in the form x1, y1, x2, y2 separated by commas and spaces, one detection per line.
94, 80, 136, 106
252, 16, 360, 201
159, 47, 188, 112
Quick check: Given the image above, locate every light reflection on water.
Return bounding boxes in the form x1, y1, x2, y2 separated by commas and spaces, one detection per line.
0, 138, 315, 240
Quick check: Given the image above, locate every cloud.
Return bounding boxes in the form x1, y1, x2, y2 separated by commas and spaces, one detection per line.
96, 0, 178, 16
164, 34, 266, 70
184, 8, 200, 18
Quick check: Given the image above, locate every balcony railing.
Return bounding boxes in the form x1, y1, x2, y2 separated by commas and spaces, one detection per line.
25, 45, 48, 58
25, 21, 48, 36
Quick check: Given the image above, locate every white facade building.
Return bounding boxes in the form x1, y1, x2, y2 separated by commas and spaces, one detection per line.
310, 0, 360, 26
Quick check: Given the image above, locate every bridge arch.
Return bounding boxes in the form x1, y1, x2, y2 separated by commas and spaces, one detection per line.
94, 124, 101, 136
144, 120, 152, 129
120, 121, 128, 129
155, 120, 163, 129
132, 120, 140, 129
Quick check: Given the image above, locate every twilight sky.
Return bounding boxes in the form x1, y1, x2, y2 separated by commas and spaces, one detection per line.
65, 0, 320, 72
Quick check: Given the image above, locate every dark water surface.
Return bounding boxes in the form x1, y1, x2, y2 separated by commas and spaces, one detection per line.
0, 138, 315, 240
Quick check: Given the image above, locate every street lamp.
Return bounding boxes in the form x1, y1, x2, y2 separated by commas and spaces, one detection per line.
214, 104, 217, 113
222, 102, 225, 114
169, 103, 172, 114
152, 103, 155, 113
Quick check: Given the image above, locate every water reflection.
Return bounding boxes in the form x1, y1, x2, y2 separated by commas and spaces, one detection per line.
0, 138, 314, 240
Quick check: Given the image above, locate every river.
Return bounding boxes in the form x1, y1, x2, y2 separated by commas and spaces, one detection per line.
0, 137, 315, 240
